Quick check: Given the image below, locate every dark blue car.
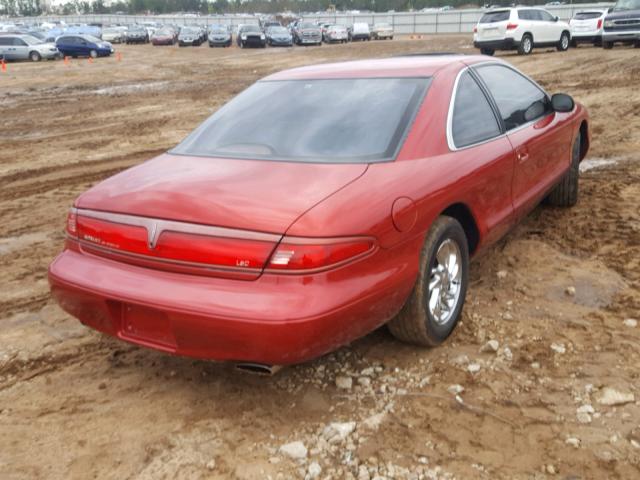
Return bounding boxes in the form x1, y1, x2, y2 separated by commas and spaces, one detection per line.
55, 35, 114, 58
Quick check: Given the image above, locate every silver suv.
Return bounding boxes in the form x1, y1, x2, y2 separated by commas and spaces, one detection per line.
0, 34, 59, 61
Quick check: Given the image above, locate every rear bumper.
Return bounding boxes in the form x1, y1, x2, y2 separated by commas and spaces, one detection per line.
474, 38, 518, 50
48, 244, 417, 365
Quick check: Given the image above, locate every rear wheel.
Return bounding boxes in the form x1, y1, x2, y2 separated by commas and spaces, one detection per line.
388, 216, 469, 347
518, 34, 533, 55
480, 47, 495, 56
557, 31, 570, 51
546, 132, 581, 207
603, 41, 613, 49
89, 49, 98, 58
29, 51, 41, 62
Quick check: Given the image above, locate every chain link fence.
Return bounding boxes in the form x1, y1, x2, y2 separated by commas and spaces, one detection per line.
10, 4, 614, 34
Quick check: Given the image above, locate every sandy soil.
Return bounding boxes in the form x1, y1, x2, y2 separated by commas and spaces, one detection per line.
1, 36, 639, 480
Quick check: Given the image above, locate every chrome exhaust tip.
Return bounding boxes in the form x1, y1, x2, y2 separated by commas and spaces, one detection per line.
234, 362, 282, 376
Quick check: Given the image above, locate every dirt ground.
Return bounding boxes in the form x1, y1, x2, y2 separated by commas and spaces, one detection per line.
1, 35, 639, 480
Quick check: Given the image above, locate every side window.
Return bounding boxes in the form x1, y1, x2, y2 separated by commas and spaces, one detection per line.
518, 10, 532, 20
475, 65, 550, 131
539, 10, 555, 22
0, 37, 11, 46
451, 71, 501, 148
13, 38, 27, 46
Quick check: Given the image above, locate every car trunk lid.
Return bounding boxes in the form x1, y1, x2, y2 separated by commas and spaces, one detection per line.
73, 153, 367, 279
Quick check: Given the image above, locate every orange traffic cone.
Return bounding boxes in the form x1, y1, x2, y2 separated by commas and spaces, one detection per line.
116, 52, 122, 62
88, 56, 93, 64
1, 59, 6, 72
64, 56, 70, 66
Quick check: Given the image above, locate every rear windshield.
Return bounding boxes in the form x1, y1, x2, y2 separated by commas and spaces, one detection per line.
574, 12, 604, 19
479, 11, 511, 23
172, 78, 430, 163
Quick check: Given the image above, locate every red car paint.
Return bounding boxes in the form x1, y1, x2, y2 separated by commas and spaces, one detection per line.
48, 55, 590, 365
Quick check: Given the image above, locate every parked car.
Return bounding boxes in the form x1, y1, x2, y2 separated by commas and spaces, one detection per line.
351, 22, 371, 41
56, 35, 114, 58
473, 7, 571, 55
151, 28, 176, 46
371, 23, 394, 40
0, 34, 59, 61
178, 27, 203, 47
324, 25, 348, 43
125, 25, 148, 44
320, 23, 333, 41
602, 0, 640, 49
208, 25, 232, 47
237, 24, 266, 48
48, 55, 589, 367
569, 10, 607, 46
265, 26, 293, 46
293, 22, 322, 45
102, 27, 126, 44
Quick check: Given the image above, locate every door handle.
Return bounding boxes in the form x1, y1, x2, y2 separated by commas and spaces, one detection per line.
517, 151, 530, 163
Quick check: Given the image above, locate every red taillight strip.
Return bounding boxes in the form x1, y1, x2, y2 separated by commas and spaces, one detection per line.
73, 208, 281, 245
263, 236, 377, 274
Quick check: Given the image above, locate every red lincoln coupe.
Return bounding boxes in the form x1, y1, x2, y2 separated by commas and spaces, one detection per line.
49, 55, 590, 367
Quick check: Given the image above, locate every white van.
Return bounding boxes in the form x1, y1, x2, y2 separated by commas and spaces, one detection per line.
352, 22, 370, 41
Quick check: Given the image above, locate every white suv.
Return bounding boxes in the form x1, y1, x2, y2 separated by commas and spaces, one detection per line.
474, 7, 571, 55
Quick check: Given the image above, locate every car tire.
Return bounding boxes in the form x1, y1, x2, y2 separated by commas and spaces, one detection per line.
480, 48, 495, 56
635, 40, 640, 48
89, 49, 98, 58
388, 216, 469, 347
546, 131, 581, 207
603, 41, 613, 49
557, 31, 570, 51
571, 39, 578, 48
29, 51, 41, 62
518, 34, 533, 55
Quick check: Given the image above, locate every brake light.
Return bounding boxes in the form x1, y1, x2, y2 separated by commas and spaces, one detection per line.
506, 23, 518, 30
66, 208, 78, 236
75, 214, 275, 270
267, 237, 374, 272
153, 231, 273, 269
597, 18, 603, 29
473, 26, 477, 33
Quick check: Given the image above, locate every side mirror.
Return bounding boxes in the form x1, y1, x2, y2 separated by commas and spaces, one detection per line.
554, 16, 559, 22
551, 93, 575, 112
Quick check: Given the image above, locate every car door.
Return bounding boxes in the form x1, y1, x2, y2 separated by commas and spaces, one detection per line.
517, 9, 536, 40
57, 36, 72, 55
448, 69, 516, 244
474, 63, 574, 219
539, 9, 561, 42
12, 37, 29, 60
0, 37, 10, 60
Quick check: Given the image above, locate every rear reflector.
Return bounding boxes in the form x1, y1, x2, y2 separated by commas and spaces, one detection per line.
506, 23, 518, 30
597, 18, 603, 29
66, 208, 77, 236
266, 238, 375, 272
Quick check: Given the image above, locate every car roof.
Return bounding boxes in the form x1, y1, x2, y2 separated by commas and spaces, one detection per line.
264, 55, 496, 81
